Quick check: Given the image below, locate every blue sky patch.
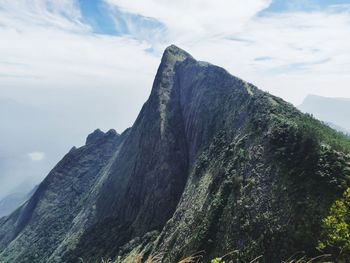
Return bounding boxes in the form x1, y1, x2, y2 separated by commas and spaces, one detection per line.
79, 0, 120, 35
78, 0, 165, 40
261, 0, 350, 14
254, 56, 273, 61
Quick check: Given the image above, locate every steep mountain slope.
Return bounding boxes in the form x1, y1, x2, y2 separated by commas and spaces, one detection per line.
299, 94, 350, 134
0, 46, 350, 263
0, 129, 123, 262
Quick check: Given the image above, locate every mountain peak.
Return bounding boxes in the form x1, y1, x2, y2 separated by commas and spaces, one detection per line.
86, 129, 104, 145
2, 45, 350, 263
161, 45, 193, 66
85, 129, 120, 145
150, 45, 195, 136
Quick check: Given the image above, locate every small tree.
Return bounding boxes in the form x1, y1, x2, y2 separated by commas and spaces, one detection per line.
318, 188, 350, 260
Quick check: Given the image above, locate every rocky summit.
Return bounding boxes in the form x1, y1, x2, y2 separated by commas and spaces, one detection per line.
0, 45, 350, 263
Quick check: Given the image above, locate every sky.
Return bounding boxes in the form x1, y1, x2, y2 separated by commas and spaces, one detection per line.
0, 0, 350, 198
1, 0, 350, 106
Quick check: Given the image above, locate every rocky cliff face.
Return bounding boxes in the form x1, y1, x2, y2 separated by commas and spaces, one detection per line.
0, 46, 349, 263
0, 129, 123, 262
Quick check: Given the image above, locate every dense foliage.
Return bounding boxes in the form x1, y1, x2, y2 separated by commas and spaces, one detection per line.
318, 188, 350, 261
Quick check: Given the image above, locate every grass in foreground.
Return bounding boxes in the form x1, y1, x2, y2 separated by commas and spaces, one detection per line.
80, 251, 333, 263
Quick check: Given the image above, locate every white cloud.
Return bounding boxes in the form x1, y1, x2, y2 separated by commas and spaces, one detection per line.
0, 0, 85, 32
106, 0, 271, 40
184, 9, 350, 103
0, 0, 159, 94
0, 0, 350, 105
105, 0, 350, 104
28, 152, 45, 161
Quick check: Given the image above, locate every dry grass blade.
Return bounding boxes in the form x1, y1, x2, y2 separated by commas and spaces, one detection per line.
178, 251, 204, 263
283, 252, 305, 263
283, 254, 332, 263
249, 255, 263, 263
305, 254, 332, 263
292, 256, 307, 263
144, 253, 163, 263
220, 250, 240, 260
130, 254, 143, 263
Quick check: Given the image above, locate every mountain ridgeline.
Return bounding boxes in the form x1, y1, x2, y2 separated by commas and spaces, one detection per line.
1, 46, 350, 263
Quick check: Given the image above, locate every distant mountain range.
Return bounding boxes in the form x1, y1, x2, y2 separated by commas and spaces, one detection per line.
0, 46, 349, 262
299, 94, 350, 134
0, 193, 27, 218
0, 186, 37, 218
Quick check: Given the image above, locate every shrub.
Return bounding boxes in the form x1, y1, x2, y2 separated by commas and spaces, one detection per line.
318, 188, 350, 260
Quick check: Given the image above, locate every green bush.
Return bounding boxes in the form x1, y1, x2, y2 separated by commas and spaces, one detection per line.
318, 188, 350, 260
210, 258, 225, 263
